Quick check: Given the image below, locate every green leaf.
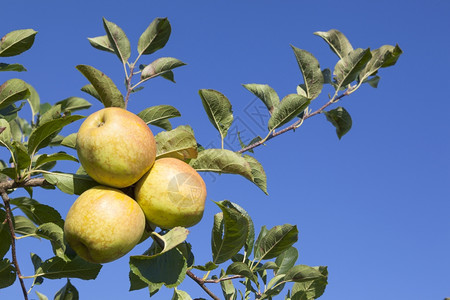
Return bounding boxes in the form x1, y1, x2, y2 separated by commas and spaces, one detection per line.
334, 48, 372, 88
253, 226, 268, 260
190, 149, 253, 181
10, 197, 64, 227
0, 102, 25, 122
28, 115, 84, 155
155, 125, 198, 160
220, 269, 237, 300
37, 256, 101, 280
0, 209, 11, 258
35, 291, 48, 300
242, 84, 279, 113
0, 63, 26, 72
43, 172, 99, 195
0, 78, 30, 110
12, 140, 31, 171
268, 94, 310, 131
0, 119, 13, 149
0, 259, 16, 288
26, 83, 40, 120
171, 288, 192, 300
220, 200, 255, 259
138, 18, 171, 55
275, 247, 298, 275
226, 262, 257, 282
80, 84, 101, 102
128, 270, 149, 291
35, 152, 78, 168
151, 227, 189, 254
76, 65, 125, 108
36, 223, 66, 258
359, 45, 403, 82
198, 89, 234, 139
254, 224, 298, 261
13, 215, 37, 236
314, 29, 353, 59
284, 265, 324, 283
192, 261, 218, 271
38, 104, 62, 125
54, 279, 79, 300
102, 18, 131, 63
291, 266, 328, 300
150, 119, 173, 131
0, 29, 37, 57
262, 274, 286, 299
243, 155, 268, 195
141, 57, 186, 80
211, 201, 249, 264
138, 105, 181, 125
129, 248, 187, 288
87, 35, 114, 53
324, 107, 352, 140
363, 75, 380, 88
60, 133, 77, 149
291, 46, 323, 100
56, 97, 91, 113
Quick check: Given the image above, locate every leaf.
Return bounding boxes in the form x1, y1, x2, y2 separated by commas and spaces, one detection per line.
129, 248, 187, 288
10, 197, 64, 227
0, 78, 30, 110
128, 270, 149, 291
198, 89, 234, 139
262, 274, 286, 298
359, 44, 403, 82
26, 83, 40, 120
28, 115, 84, 155
80, 84, 101, 102
0, 63, 26, 72
56, 97, 91, 113
0, 209, 11, 258
138, 105, 181, 125
334, 48, 372, 88
220, 269, 237, 300
35, 291, 48, 300
151, 227, 189, 254
0, 29, 37, 57
151, 119, 173, 131
324, 107, 352, 140
60, 133, 77, 149
38, 104, 62, 125
138, 18, 171, 55
35, 152, 78, 168
268, 94, 310, 131
0, 259, 16, 288
275, 247, 298, 275
243, 155, 268, 195
226, 262, 257, 282
43, 172, 99, 195
192, 261, 218, 271
291, 266, 328, 300
0, 102, 25, 122
190, 149, 253, 181
291, 46, 323, 100
171, 288, 192, 300
37, 256, 101, 280
242, 84, 279, 113
314, 29, 353, 59
211, 201, 249, 264
13, 215, 37, 236
155, 125, 198, 160
0, 119, 12, 147
284, 265, 324, 283
141, 57, 186, 80
87, 35, 114, 53
12, 140, 31, 170
254, 224, 298, 260
102, 18, 131, 63
35, 223, 66, 258
54, 279, 79, 300
363, 75, 380, 88
76, 65, 125, 108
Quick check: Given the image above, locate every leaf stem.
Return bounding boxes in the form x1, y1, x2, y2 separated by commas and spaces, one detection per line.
0, 189, 28, 300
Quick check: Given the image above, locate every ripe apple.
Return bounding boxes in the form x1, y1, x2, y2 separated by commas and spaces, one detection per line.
64, 186, 146, 264
76, 107, 156, 188
134, 157, 207, 229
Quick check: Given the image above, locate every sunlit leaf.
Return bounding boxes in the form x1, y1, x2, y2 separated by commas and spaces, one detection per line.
284, 265, 324, 283
268, 94, 310, 131
334, 48, 372, 88
76, 65, 125, 108
35, 291, 48, 300
314, 29, 353, 59
243, 155, 267, 195
242, 84, 279, 113
275, 247, 298, 275
192, 261, 218, 271
13, 215, 37, 236
171, 288, 192, 300
359, 44, 403, 82
138, 18, 171, 55
87, 35, 114, 53
54, 279, 79, 300
10, 197, 64, 227
37, 256, 101, 280
291, 266, 328, 300
198, 89, 233, 139
226, 262, 257, 282
141, 57, 186, 80
138, 105, 181, 125
324, 107, 352, 140
56, 97, 91, 113
35, 222, 66, 258
26, 83, 40, 120
155, 125, 197, 160
291, 46, 323, 100
80, 84, 101, 102
0, 29, 37, 57
60, 133, 77, 149
151, 227, 189, 254
0, 63, 26, 72
102, 18, 130, 63
254, 224, 298, 260
0, 78, 30, 110
43, 172, 99, 195
35, 152, 78, 168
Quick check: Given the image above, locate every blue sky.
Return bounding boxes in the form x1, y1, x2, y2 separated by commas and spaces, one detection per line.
1, 1, 449, 299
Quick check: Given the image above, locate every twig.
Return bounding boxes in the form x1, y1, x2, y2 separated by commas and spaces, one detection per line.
186, 270, 221, 300
204, 274, 244, 284
1, 189, 28, 300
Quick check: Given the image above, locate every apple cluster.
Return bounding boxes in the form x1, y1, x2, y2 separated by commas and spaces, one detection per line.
64, 107, 207, 264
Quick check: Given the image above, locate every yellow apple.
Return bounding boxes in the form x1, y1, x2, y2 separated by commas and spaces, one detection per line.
76, 107, 156, 188
64, 186, 146, 264
134, 157, 207, 229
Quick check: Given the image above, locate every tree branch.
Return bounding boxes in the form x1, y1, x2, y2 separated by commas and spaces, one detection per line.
186, 270, 221, 300
1, 189, 28, 300
204, 274, 244, 284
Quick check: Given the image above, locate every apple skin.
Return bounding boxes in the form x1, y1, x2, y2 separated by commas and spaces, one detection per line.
135, 158, 207, 229
76, 107, 156, 188
64, 186, 146, 264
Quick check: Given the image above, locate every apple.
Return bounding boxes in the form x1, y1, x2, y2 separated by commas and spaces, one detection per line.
64, 186, 146, 264
134, 157, 207, 229
76, 107, 156, 188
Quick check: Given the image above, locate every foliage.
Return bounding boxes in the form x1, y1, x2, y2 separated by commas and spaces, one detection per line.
0, 19, 401, 300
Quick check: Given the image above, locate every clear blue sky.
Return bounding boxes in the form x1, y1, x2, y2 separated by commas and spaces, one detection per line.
1, 1, 449, 299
